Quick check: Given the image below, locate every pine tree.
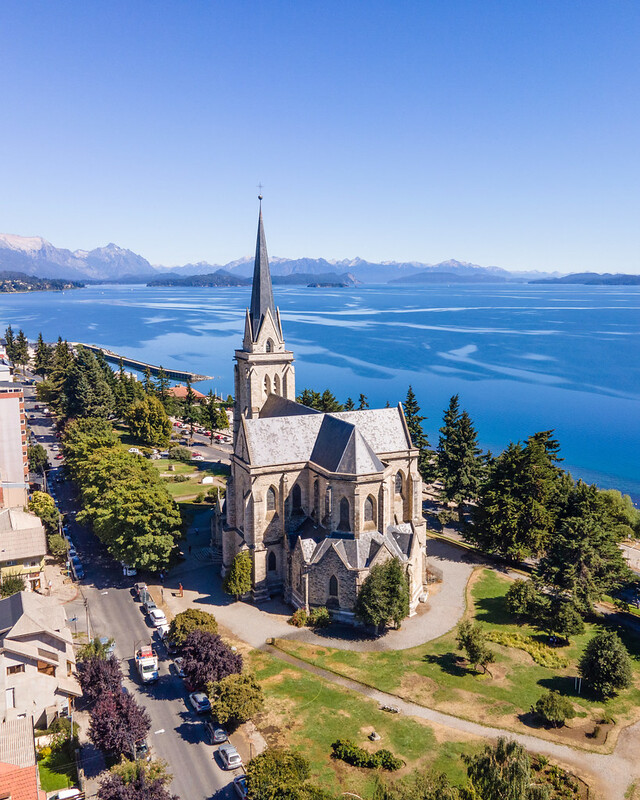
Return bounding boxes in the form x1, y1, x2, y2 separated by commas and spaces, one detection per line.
223, 550, 253, 599
4, 325, 15, 360
183, 378, 198, 439
344, 397, 355, 410
143, 366, 155, 394
33, 332, 52, 377
13, 330, 30, 370
437, 396, 485, 508
403, 386, 434, 482
156, 366, 170, 404
355, 557, 410, 632
358, 393, 369, 410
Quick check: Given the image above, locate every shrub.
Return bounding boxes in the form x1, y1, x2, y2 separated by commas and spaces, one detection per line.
308, 607, 331, 628
172, 474, 189, 482
485, 630, 568, 668
1, 573, 26, 597
194, 492, 204, 503
288, 609, 308, 627
223, 550, 252, 599
505, 579, 541, 617
168, 446, 192, 462
579, 630, 633, 698
330, 739, 403, 771
48, 533, 68, 559
535, 691, 575, 727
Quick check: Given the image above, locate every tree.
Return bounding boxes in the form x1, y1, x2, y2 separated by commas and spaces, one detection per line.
403, 386, 434, 482
505, 579, 542, 619
124, 396, 172, 447
223, 550, 253, 599
28, 490, 59, 532
98, 765, 178, 800
463, 737, 549, 800
4, 325, 15, 360
28, 443, 49, 473
182, 378, 198, 440
33, 332, 52, 377
456, 619, 495, 674
143, 366, 156, 395
535, 691, 575, 728
108, 758, 173, 787
297, 388, 343, 412
77, 636, 116, 662
89, 691, 150, 759
65, 346, 115, 419
167, 445, 191, 462
208, 672, 265, 725
181, 630, 242, 691
156, 367, 170, 407
1, 573, 26, 597
246, 749, 311, 800
552, 601, 585, 642
358, 393, 369, 410
437, 396, 485, 508
168, 609, 218, 646
469, 431, 567, 561
13, 329, 30, 370
48, 533, 68, 559
537, 481, 633, 613
78, 655, 123, 705
355, 557, 410, 632
579, 630, 633, 699
344, 397, 355, 411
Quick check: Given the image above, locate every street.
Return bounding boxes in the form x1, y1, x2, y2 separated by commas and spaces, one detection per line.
24, 382, 235, 800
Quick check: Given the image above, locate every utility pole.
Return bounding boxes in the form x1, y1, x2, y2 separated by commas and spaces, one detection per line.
84, 598, 90, 639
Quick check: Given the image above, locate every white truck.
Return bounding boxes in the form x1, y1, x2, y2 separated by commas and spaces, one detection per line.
135, 645, 159, 684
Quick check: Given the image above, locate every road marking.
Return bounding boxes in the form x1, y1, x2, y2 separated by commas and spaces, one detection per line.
101, 591, 109, 595
154, 729, 165, 735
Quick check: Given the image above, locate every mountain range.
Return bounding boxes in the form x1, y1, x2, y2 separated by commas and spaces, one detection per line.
0, 232, 566, 284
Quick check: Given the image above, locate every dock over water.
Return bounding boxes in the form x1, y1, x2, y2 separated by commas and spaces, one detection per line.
73, 343, 212, 383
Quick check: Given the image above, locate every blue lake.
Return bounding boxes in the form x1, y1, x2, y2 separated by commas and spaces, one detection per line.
1, 283, 639, 501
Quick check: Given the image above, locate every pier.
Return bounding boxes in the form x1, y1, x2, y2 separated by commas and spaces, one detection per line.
73, 343, 212, 383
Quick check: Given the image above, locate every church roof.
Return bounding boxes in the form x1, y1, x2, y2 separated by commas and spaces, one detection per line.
297, 528, 412, 571
243, 404, 408, 472
249, 204, 277, 341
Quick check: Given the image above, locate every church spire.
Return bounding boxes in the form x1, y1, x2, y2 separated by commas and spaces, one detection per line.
249, 196, 276, 340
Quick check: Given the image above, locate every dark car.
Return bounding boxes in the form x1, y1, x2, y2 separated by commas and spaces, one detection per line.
204, 720, 227, 745
143, 597, 157, 614
134, 582, 148, 600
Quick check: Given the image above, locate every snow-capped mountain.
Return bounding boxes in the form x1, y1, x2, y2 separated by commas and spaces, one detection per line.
0, 234, 155, 280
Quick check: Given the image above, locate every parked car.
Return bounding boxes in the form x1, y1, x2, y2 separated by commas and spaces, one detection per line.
71, 560, 84, 579
215, 434, 224, 441
233, 775, 249, 799
204, 720, 227, 745
218, 743, 242, 770
191, 454, 205, 462
159, 451, 170, 459
188, 692, 211, 714
142, 596, 157, 613
134, 582, 148, 600
49, 790, 82, 800
121, 562, 137, 576
157, 623, 170, 639
149, 608, 168, 627
128, 447, 141, 454
52, 444, 59, 451
55, 454, 64, 460
174, 657, 186, 678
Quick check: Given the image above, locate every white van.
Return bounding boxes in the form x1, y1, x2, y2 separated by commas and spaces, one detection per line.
50, 790, 82, 800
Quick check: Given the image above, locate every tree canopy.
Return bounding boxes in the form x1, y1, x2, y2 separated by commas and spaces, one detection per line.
355, 557, 410, 632
77, 655, 123, 706
168, 609, 218, 646
223, 550, 253, 599
181, 630, 242, 691
437, 395, 485, 506
89, 691, 150, 759
579, 630, 633, 699
125, 395, 172, 447
403, 386, 434, 482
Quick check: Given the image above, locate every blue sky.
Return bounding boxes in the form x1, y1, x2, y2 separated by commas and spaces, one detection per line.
1, 1, 639, 272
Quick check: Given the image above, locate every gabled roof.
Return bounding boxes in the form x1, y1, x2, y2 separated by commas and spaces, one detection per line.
0, 718, 36, 768
310, 416, 384, 474
0, 508, 46, 563
297, 529, 412, 571
260, 394, 319, 419
0, 591, 69, 643
249, 204, 278, 341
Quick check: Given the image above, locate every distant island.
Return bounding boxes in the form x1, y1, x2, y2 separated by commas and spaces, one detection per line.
307, 282, 348, 288
0, 270, 84, 293
529, 272, 640, 286
389, 270, 507, 285
147, 270, 251, 287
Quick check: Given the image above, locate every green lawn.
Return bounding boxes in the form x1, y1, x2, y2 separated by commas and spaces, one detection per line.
38, 747, 77, 793
274, 569, 640, 742
249, 649, 480, 797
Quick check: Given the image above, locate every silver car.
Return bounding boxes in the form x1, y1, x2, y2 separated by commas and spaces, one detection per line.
218, 743, 242, 770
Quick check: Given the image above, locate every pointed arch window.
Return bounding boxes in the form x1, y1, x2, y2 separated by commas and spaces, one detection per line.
338, 496, 350, 531
266, 340, 273, 353
274, 374, 281, 396
364, 495, 375, 523
329, 575, 338, 597
266, 486, 277, 512
268, 551, 277, 572
264, 374, 271, 395
313, 479, 319, 518
395, 471, 404, 495
292, 484, 303, 514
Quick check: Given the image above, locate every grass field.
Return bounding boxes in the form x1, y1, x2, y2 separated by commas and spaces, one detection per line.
273, 569, 640, 746
37, 746, 77, 793
249, 649, 480, 797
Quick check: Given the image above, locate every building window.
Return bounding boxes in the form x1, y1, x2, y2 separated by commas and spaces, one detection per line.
395, 471, 403, 495
266, 486, 277, 512
5, 688, 15, 709
268, 551, 277, 572
313, 479, 319, 518
274, 374, 281, 395
292, 484, 302, 514
6, 664, 25, 675
364, 495, 375, 523
266, 339, 273, 353
37, 661, 55, 676
264, 374, 272, 395
338, 497, 350, 531
329, 575, 338, 597
67, 660, 74, 677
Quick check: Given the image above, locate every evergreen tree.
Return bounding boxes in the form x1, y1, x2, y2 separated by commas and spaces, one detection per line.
4, 325, 15, 360
156, 366, 170, 405
125, 395, 172, 446
65, 347, 115, 419
223, 550, 253, 599
13, 329, 30, 370
468, 431, 567, 561
456, 619, 495, 674
344, 397, 355, 410
537, 481, 632, 612
297, 387, 343, 412
143, 366, 155, 394
403, 386, 434, 482
355, 557, 410, 632
182, 378, 198, 440
358, 393, 369, 410
579, 630, 632, 699
33, 332, 52, 377
437, 396, 485, 508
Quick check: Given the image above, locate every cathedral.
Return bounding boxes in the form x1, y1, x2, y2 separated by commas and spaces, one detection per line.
213, 201, 428, 623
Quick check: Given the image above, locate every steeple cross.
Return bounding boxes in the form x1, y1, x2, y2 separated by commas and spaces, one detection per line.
257, 182, 264, 200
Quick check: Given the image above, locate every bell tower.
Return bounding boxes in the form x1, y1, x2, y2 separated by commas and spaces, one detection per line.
233, 197, 295, 441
